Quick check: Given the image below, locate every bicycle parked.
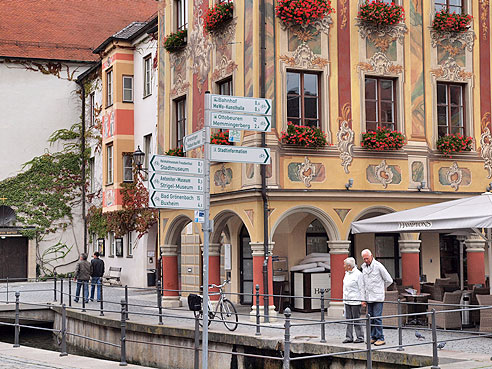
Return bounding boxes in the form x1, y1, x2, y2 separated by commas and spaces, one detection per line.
187, 280, 238, 331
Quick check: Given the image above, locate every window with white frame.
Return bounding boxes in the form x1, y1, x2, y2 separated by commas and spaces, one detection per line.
106, 69, 113, 106
144, 56, 152, 97
286, 71, 320, 128
175, 98, 186, 148
217, 77, 233, 96
89, 92, 95, 127
176, 0, 188, 31
109, 232, 115, 256
437, 82, 465, 137
123, 154, 133, 182
127, 232, 133, 257
123, 76, 133, 102
144, 134, 152, 172
364, 77, 397, 131
435, 0, 463, 13
106, 144, 113, 185
89, 157, 95, 192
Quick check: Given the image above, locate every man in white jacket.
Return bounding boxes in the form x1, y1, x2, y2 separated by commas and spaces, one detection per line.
342, 257, 364, 343
360, 249, 393, 346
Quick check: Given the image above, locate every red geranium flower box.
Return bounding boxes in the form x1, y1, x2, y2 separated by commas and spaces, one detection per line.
275, 0, 334, 27
361, 127, 405, 151
204, 1, 234, 33
358, 0, 405, 26
165, 146, 184, 157
211, 131, 234, 145
436, 134, 473, 157
281, 122, 328, 148
432, 10, 472, 33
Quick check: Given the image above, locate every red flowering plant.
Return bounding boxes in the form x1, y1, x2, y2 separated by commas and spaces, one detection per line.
358, 1, 405, 26
432, 10, 472, 33
211, 131, 234, 145
163, 29, 187, 53
275, 0, 334, 27
204, 1, 234, 33
436, 134, 473, 157
165, 146, 184, 157
361, 127, 406, 151
281, 122, 328, 148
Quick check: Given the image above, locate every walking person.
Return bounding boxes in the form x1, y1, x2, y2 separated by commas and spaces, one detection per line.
74, 253, 91, 303
360, 249, 393, 346
90, 251, 105, 302
342, 257, 365, 344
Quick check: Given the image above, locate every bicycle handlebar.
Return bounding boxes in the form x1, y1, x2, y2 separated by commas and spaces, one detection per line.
206, 280, 230, 290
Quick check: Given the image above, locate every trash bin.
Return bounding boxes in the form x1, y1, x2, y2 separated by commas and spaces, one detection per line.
461, 291, 471, 327
147, 269, 156, 287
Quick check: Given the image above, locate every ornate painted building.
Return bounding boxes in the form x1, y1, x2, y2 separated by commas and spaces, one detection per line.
157, 0, 492, 315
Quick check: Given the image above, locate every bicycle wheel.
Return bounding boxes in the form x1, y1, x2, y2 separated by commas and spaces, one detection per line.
220, 299, 238, 331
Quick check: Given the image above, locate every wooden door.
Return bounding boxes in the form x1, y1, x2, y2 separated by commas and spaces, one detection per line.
0, 237, 28, 280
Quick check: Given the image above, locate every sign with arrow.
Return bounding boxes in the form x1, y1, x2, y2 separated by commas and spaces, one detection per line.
209, 145, 270, 164
183, 129, 205, 152
209, 94, 272, 116
210, 112, 271, 132
149, 155, 204, 176
149, 173, 204, 193
149, 190, 204, 210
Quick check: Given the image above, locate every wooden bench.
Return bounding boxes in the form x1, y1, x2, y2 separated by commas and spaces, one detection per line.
103, 267, 122, 286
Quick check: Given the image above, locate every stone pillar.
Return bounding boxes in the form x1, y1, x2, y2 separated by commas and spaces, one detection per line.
328, 240, 351, 317
465, 237, 486, 286
399, 239, 421, 293
250, 242, 276, 321
208, 243, 222, 301
161, 244, 181, 308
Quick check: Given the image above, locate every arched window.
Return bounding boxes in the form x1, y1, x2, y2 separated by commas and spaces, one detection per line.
0, 206, 16, 227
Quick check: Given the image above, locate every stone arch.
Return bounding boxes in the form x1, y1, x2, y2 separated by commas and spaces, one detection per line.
164, 215, 193, 246
346, 205, 396, 240
0, 205, 16, 227
270, 205, 340, 242
211, 209, 252, 244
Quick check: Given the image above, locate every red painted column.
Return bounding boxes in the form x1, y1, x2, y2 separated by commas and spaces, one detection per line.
161, 244, 180, 307
250, 242, 275, 319
207, 243, 222, 301
328, 241, 351, 317
399, 240, 421, 293
466, 238, 486, 286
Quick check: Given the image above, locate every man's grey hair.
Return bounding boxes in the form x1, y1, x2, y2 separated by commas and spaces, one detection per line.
344, 257, 356, 268
81, 253, 88, 260
361, 249, 372, 257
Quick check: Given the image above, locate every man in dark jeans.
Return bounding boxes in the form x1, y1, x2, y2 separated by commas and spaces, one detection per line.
74, 253, 91, 303
90, 252, 105, 302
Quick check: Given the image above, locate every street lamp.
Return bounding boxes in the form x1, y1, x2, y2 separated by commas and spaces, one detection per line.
133, 146, 145, 172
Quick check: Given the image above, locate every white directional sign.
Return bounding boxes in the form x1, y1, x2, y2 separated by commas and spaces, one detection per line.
228, 129, 241, 143
209, 94, 272, 116
149, 155, 204, 176
149, 173, 204, 193
183, 129, 205, 152
210, 145, 270, 164
149, 191, 204, 210
210, 112, 271, 132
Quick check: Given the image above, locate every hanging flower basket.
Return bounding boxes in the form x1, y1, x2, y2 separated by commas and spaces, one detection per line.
432, 10, 472, 33
204, 1, 234, 33
165, 146, 184, 157
163, 29, 187, 53
281, 122, 328, 148
275, 0, 334, 27
436, 134, 473, 157
358, 0, 405, 26
211, 131, 234, 145
361, 127, 405, 151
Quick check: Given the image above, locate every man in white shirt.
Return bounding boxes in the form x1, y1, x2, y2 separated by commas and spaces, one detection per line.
342, 257, 364, 343
360, 249, 393, 346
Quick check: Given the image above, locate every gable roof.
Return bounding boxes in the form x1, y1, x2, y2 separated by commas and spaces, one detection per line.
0, 0, 158, 62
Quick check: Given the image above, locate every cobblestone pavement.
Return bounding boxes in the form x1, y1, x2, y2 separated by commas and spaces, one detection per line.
1, 281, 492, 358
0, 355, 74, 369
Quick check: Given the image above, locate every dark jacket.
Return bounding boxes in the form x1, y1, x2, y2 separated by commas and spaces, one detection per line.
74, 260, 91, 281
90, 258, 105, 278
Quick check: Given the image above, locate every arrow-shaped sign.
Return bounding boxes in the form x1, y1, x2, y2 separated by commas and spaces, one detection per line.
209, 94, 272, 116
183, 129, 205, 152
210, 112, 271, 132
209, 145, 270, 164
149, 190, 204, 210
149, 172, 204, 193
149, 155, 204, 176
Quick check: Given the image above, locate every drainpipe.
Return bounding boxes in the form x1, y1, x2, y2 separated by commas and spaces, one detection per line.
260, 0, 269, 322
76, 80, 87, 254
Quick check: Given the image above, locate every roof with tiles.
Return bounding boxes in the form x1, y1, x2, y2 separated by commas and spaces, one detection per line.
0, 0, 158, 62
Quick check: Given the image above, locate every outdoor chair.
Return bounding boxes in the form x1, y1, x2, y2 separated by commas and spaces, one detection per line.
476, 295, 492, 333
428, 291, 462, 330
444, 273, 460, 287
424, 278, 453, 301
103, 267, 122, 286
470, 286, 490, 325
382, 290, 407, 327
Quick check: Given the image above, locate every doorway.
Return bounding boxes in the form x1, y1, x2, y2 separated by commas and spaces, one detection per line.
0, 237, 28, 280
239, 225, 253, 305
375, 233, 401, 278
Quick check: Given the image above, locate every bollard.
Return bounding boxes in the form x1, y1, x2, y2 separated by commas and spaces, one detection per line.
120, 299, 127, 366
14, 291, 20, 348
68, 277, 72, 308
100, 282, 104, 317
125, 285, 129, 320
82, 282, 86, 313
255, 284, 261, 336
53, 273, 57, 302
60, 304, 68, 356
397, 299, 404, 351
194, 312, 200, 369
283, 308, 291, 369
156, 280, 163, 325
431, 309, 440, 369
366, 314, 372, 369
320, 290, 326, 343
60, 279, 64, 306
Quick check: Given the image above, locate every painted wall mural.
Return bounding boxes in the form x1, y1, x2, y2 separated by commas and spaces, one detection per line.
409, 0, 425, 139
411, 161, 425, 183
337, 104, 354, 174
366, 160, 402, 188
287, 157, 325, 187
214, 164, 233, 189
334, 208, 351, 223
438, 162, 471, 191
337, 0, 351, 122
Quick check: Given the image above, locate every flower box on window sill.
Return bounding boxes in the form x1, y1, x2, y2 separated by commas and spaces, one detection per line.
211, 131, 234, 146
204, 1, 234, 33
432, 10, 472, 33
165, 147, 184, 157
275, 0, 334, 28
281, 122, 329, 149
361, 128, 406, 151
163, 30, 187, 53
436, 134, 473, 158
357, 1, 405, 27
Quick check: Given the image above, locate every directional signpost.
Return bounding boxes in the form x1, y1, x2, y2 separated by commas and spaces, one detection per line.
149, 173, 204, 193
210, 145, 270, 164
183, 128, 205, 152
149, 191, 204, 210
210, 111, 271, 132
149, 155, 203, 175
209, 94, 271, 115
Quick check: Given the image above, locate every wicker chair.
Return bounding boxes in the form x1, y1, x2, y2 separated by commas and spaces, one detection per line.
428, 291, 462, 330
470, 286, 490, 326
444, 273, 460, 286
476, 295, 492, 333
382, 290, 407, 327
